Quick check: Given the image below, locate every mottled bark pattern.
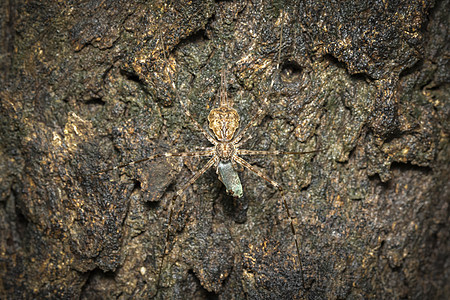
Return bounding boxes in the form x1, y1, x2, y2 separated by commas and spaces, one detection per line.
1, 0, 448, 299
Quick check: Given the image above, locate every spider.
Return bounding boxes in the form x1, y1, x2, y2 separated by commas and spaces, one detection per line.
94, 10, 321, 293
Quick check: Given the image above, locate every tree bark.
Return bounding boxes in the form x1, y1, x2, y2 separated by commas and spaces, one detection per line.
1, 0, 448, 299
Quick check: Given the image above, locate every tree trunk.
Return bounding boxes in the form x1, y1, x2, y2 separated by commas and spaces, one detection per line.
1, 0, 448, 299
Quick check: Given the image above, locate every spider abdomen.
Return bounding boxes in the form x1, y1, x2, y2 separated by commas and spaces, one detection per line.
217, 160, 243, 198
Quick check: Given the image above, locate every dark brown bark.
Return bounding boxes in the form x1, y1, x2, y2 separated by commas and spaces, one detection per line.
1, 0, 448, 299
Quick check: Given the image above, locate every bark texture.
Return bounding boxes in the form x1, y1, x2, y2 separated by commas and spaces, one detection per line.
0, 0, 448, 299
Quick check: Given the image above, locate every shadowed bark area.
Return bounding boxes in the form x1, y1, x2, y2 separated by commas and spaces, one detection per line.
1, 0, 448, 299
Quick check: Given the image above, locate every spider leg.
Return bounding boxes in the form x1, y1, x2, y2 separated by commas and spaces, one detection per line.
279, 189, 305, 288
90, 149, 214, 175
157, 155, 218, 289
232, 154, 281, 189
90, 153, 163, 175
176, 95, 218, 145
164, 149, 215, 159
233, 107, 266, 144
235, 134, 253, 148
238, 149, 323, 156
219, 64, 230, 107
173, 155, 219, 198
233, 154, 305, 287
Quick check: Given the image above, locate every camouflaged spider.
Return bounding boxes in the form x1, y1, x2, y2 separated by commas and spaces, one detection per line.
95, 12, 321, 291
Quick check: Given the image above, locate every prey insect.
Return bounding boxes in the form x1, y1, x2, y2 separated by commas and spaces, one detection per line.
94, 11, 321, 293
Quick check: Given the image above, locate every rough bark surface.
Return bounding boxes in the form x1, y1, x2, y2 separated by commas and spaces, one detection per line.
0, 0, 448, 299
